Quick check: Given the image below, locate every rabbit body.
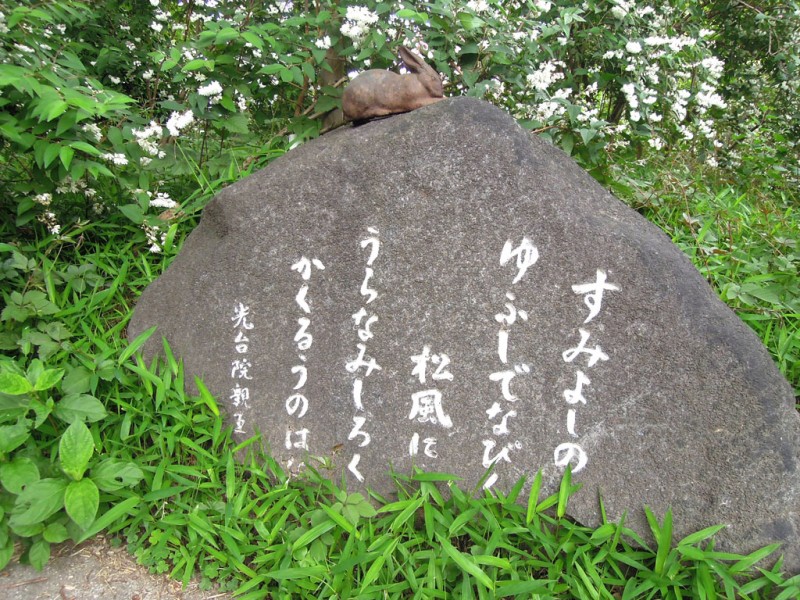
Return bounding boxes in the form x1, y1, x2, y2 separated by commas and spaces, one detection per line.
342, 47, 444, 121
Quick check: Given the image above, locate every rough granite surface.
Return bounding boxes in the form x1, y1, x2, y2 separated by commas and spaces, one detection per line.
128, 97, 800, 573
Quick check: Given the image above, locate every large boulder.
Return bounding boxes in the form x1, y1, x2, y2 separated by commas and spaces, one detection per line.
129, 97, 800, 571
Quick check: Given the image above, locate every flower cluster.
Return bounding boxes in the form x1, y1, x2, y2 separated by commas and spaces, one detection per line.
341, 6, 379, 46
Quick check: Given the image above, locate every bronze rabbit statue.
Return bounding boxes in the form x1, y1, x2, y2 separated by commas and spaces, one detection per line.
342, 47, 444, 122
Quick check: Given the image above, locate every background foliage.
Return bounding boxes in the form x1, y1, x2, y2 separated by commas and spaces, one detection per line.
1, 0, 798, 595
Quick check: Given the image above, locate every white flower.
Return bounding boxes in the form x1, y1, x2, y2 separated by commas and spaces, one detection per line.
648, 137, 664, 150
701, 56, 725, 79
625, 41, 642, 54
467, 0, 489, 12
315, 36, 331, 50
341, 6, 378, 46
101, 153, 129, 166
151, 192, 177, 209
535, 0, 552, 11
142, 69, 154, 80
151, 21, 163, 33
198, 80, 223, 97
109, 75, 120, 84
150, 0, 159, 5
81, 123, 102, 141
34, 193, 52, 206
629, 110, 641, 122
526, 60, 565, 91
166, 110, 194, 136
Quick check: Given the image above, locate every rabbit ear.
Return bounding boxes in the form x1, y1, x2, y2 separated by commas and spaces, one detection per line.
398, 46, 427, 73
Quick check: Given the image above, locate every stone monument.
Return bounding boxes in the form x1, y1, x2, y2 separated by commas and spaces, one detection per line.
128, 97, 800, 572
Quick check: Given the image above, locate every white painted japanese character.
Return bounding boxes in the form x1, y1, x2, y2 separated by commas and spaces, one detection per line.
489, 364, 530, 402
572, 270, 619, 323
231, 303, 254, 330
360, 268, 378, 304
230, 384, 250, 408
231, 358, 253, 380
360, 229, 380, 266
409, 389, 453, 428
295, 285, 311, 314
234, 330, 249, 353
482, 439, 520, 468
291, 257, 325, 280
554, 442, 588, 473
348, 416, 371, 447
348, 453, 364, 482
562, 329, 609, 367
500, 238, 539, 284
409, 433, 438, 458
294, 317, 312, 351
352, 307, 378, 342
233, 413, 246, 434
285, 428, 310, 450
410, 346, 453, 384
345, 343, 382, 376
352, 378, 364, 411
494, 292, 529, 326
291, 365, 307, 390
285, 394, 309, 418
490, 409, 518, 435
567, 409, 578, 436
564, 370, 591, 404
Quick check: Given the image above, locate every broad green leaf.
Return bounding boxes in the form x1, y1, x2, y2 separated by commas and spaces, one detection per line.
43, 522, 70, 543
91, 459, 144, 491
61, 365, 92, 395
28, 539, 50, 570
33, 367, 64, 391
77, 495, 140, 543
0, 423, 30, 453
118, 204, 144, 224
68, 140, 102, 156
0, 371, 33, 395
54, 394, 107, 423
65, 478, 99, 530
0, 541, 13, 571
458, 12, 485, 30
0, 457, 40, 494
59, 420, 95, 480
9, 478, 67, 527
59, 146, 75, 170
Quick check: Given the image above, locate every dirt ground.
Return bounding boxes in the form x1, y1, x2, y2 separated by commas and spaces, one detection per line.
0, 536, 233, 600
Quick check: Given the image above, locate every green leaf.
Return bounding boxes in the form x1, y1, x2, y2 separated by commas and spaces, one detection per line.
43, 522, 70, 543
77, 496, 141, 543
435, 533, 494, 590
61, 365, 92, 395
458, 12, 486, 30
33, 367, 64, 391
68, 140, 102, 156
91, 459, 144, 491
54, 394, 107, 423
0, 541, 13, 571
9, 478, 67, 528
59, 420, 95, 480
28, 538, 51, 570
195, 377, 220, 416
0, 371, 34, 395
65, 478, 99, 530
118, 325, 156, 364
0, 423, 31, 453
0, 457, 40, 494
118, 204, 144, 225
60, 145, 75, 170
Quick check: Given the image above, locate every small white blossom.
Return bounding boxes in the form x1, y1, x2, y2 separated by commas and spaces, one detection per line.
34, 193, 52, 206
101, 153, 129, 166
166, 110, 194, 136
151, 192, 177, 208
315, 36, 331, 50
198, 80, 223, 97
467, 0, 489, 12
81, 123, 103, 141
625, 41, 642, 54
151, 21, 163, 33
